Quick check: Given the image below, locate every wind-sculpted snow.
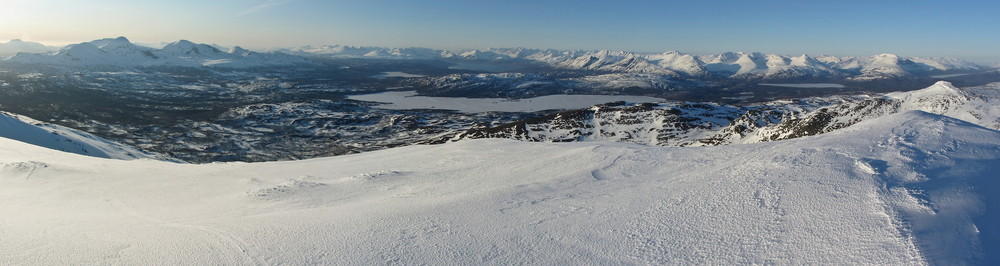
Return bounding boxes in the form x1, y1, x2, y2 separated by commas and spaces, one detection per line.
0, 111, 997, 264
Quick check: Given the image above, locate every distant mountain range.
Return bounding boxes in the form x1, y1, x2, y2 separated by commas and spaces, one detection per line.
2, 37, 311, 69
0, 39, 57, 57
1, 37, 995, 81
281, 46, 993, 80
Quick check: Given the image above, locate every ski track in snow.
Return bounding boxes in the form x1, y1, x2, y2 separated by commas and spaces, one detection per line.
108, 200, 261, 265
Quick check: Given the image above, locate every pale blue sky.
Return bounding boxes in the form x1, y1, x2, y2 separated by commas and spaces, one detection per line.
2, 0, 998, 61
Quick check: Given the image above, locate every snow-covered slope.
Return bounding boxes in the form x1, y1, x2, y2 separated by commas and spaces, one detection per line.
1, 110, 997, 264
0, 111, 170, 161
0, 39, 55, 58
5, 37, 313, 69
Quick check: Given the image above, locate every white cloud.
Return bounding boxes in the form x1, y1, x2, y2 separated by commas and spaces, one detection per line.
236, 0, 296, 17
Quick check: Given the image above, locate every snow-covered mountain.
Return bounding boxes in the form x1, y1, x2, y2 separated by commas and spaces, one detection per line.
0, 111, 172, 161
451, 81, 1000, 146
287, 44, 989, 80
281, 45, 448, 59
3, 37, 989, 80
0, 39, 55, 58
5, 37, 313, 69
474, 50, 985, 79
1, 109, 997, 264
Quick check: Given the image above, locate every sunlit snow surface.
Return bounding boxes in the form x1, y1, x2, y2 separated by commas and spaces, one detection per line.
348, 91, 666, 113
1, 111, 998, 264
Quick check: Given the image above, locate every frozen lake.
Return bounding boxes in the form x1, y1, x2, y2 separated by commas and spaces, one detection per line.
370, 72, 426, 79
448, 62, 522, 72
348, 91, 666, 113
930, 73, 970, 78
759, 83, 846, 88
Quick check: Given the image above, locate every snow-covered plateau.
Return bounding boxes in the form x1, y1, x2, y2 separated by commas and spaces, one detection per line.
1, 109, 998, 264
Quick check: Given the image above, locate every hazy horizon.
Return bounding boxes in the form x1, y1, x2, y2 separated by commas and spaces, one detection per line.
2, 0, 999, 62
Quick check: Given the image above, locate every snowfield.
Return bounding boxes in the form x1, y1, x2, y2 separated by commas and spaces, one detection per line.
1, 110, 998, 264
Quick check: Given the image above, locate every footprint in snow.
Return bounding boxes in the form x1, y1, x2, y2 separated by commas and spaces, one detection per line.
247, 176, 327, 201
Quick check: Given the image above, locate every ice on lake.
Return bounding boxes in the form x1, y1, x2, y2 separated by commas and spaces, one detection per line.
348, 91, 666, 113
370, 72, 427, 79
759, 83, 846, 88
